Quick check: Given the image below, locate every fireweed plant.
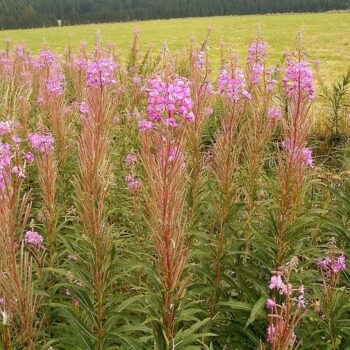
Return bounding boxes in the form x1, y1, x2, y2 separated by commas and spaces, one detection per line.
0, 31, 349, 350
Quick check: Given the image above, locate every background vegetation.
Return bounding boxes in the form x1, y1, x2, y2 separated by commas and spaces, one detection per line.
1, 13, 350, 81
0, 0, 350, 30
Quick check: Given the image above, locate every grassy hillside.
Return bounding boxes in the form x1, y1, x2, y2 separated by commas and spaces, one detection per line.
1, 12, 350, 79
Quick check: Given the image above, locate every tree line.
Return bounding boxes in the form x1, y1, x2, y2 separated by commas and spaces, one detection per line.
0, 0, 349, 30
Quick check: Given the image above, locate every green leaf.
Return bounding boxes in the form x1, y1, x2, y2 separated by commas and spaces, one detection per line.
245, 297, 266, 328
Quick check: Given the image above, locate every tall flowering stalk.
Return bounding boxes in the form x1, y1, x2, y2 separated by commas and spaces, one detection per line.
28, 133, 57, 255
0, 132, 41, 349
275, 44, 315, 267
139, 73, 192, 347
264, 42, 315, 349
28, 132, 58, 317
186, 47, 214, 220
243, 39, 280, 232
210, 54, 251, 316
35, 50, 72, 163
74, 55, 115, 348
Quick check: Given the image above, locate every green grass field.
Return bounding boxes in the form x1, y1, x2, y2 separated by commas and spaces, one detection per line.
1, 12, 350, 79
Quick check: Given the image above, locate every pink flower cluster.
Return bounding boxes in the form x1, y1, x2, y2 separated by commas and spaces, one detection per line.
125, 173, 141, 191
267, 106, 282, 121
269, 275, 306, 306
267, 273, 305, 345
251, 63, 264, 84
169, 146, 185, 166
86, 57, 116, 88
24, 229, 44, 248
283, 140, 313, 168
265, 67, 277, 91
36, 50, 56, 68
125, 153, 137, 165
124, 152, 141, 191
317, 254, 346, 277
45, 72, 65, 97
25, 152, 35, 162
266, 324, 276, 343
302, 147, 313, 168
247, 41, 268, 65
0, 142, 11, 190
138, 120, 153, 131
269, 275, 292, 296
246, 41, 268, 85
0, 57, 12, 74
28, 133, 54, 154
79, 101, 89, 116
218, 67, 251, 102
73, 58, 87, 70
193, 50, 205, 69
0, 121, 17, 136
15, 45, 25, 58
282, 60, 315, 100
11, 166, 25, 179
144, 76, 195, 129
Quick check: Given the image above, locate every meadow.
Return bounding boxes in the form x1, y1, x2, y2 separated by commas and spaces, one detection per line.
0, 12, 350, 350
1, 12, 350, 79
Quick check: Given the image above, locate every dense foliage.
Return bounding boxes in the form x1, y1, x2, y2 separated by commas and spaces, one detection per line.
0, 0, 350, 29
0, 30, 349, 350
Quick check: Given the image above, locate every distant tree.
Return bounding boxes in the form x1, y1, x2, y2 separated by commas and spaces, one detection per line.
0, 0, 349, 29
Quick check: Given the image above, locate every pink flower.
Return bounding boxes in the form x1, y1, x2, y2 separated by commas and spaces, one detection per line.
0, 121, 17, 136
146, 76, 195, 126
317, 253, 346, 276
165, 117, 178, 128
269, 275, 284, 290
266, 324, 275, 343
125, 154, 137, 165
37, 50, 56, 67
73, 58, 87, 70
247, 41, 268, 65
297, 294, 306, 308
204, 107, 213, 116
86, 58, 116, 88
24, 229, 44, 248
283, 140, 313, 168
11, 135, 22, 143
132, 76, 141, 85
282, 60, 315, 100
267, 106, 282, 121
333, 254, 346, 273
302, 147, 313, 168
28, 133, 54, 154
0, 142, 11, 190
45, 72, 64, 97
0, 142, 11, 167
279, 283, 292, 296
218, 67, 251, 102
79, 101, 89, 115
266, 299, 276, 309
138, 119, 153, 131
11, 166, 26, 179
194, 51, 205, 69
125, 173, 141, 191
252, 63, 264, 84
